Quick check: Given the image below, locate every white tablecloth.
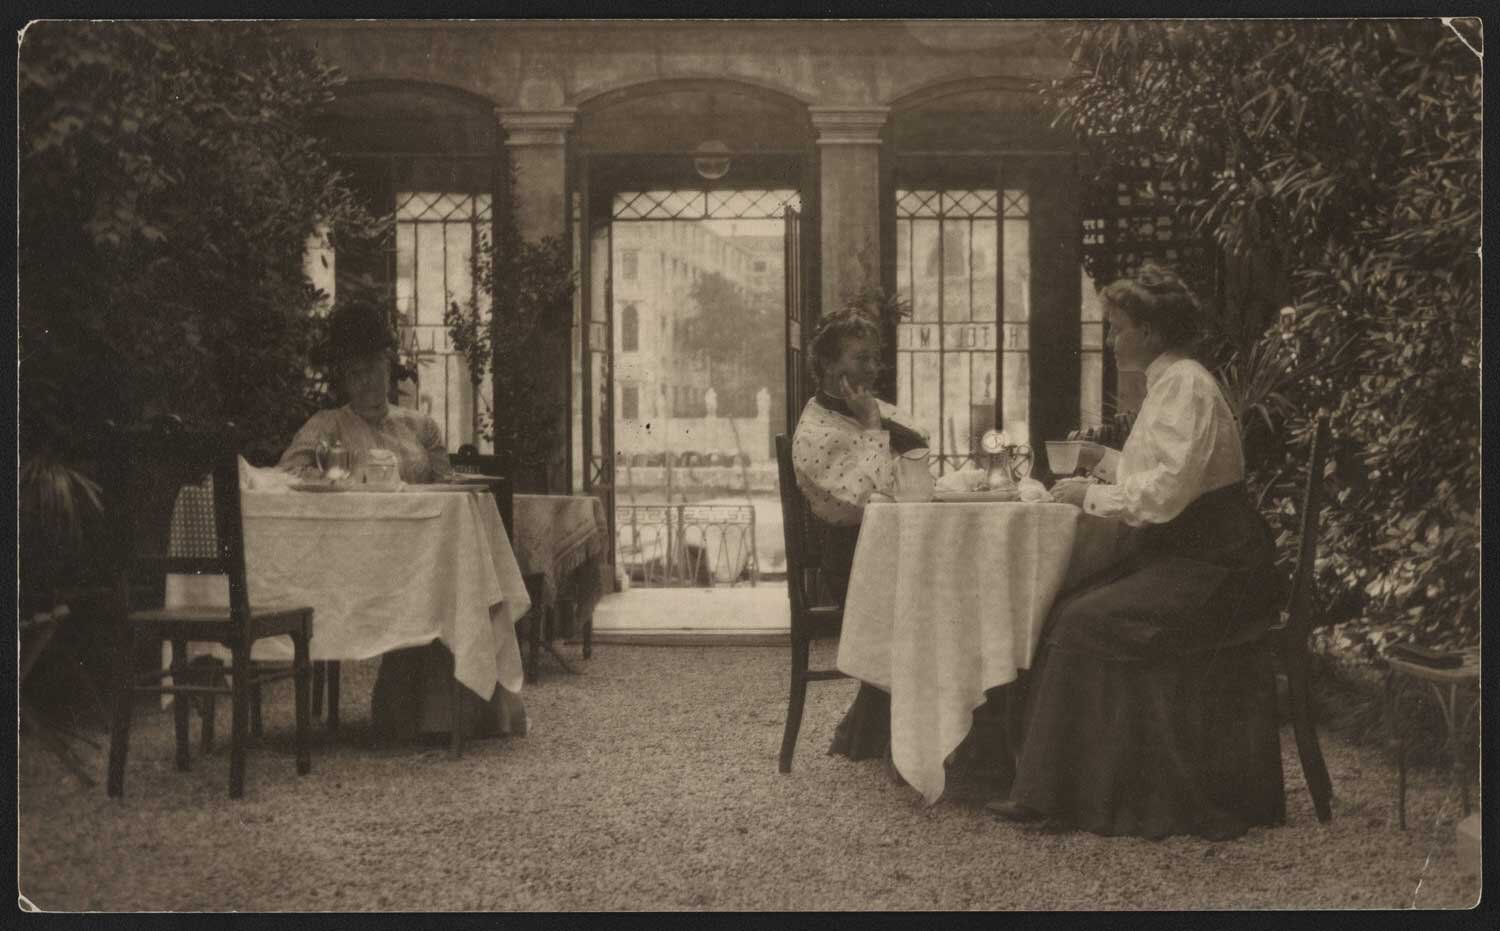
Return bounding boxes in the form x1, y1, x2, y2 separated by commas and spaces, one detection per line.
836, 501, 1138, 804
165, 488, 530, 700
513, 494, 608, 602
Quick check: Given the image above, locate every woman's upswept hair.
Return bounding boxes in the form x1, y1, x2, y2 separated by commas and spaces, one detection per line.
808, 310, 881, 382
1099, 262, 1203, 353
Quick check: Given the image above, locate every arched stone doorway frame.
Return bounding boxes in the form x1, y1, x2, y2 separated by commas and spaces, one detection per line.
568, 76, 819, 585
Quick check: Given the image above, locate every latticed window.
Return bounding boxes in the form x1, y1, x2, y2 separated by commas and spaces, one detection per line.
612, 189, 800, 221
894, 188, 1032, 473
1078, 162, 1219, 420
392, 190, 493, 449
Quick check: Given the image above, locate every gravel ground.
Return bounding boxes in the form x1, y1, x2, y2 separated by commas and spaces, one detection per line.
18, 643, 1481, 912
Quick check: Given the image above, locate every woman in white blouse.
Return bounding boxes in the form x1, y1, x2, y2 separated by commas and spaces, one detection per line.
992, 265, 1285, 840
792, 312, 927, 761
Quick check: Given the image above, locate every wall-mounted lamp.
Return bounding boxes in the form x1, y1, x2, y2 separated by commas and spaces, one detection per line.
693, 140, 732, 181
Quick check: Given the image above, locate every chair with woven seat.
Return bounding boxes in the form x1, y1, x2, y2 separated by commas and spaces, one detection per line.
774, 433, 849, 773
101, 417, 313, 799
1261, 413, 1335, 823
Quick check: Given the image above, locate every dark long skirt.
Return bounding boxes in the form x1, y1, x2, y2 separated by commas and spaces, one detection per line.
813, 547, 895, 762
1009, 483, 1287, 840
369, 642, 527, 741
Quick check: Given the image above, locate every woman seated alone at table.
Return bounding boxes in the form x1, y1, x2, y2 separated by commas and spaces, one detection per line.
792, 311, 927, 761
278, 300, 453, 484
990, 263, 1285, 840
278, 301, 521, 741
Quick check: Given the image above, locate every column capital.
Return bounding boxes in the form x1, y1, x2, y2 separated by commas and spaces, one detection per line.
497, 107, 579, 147
808, 106, 890, 146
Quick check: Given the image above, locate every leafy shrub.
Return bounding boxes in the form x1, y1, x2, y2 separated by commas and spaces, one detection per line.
1050, 20, 1481, 653
19, 22, 382, 599
20, 22, 382, 467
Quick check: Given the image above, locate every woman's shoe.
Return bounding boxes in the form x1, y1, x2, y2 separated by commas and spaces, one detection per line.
984, 798, 1045, 822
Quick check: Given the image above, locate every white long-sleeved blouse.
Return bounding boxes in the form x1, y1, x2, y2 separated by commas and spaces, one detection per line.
1082, 353, 1245, 527
791, 395, 916, 526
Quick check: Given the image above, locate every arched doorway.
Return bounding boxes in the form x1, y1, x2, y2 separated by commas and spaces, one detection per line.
571, 80, 816, 588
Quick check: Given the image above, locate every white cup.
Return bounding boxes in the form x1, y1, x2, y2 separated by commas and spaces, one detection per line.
894, 449, 935, 502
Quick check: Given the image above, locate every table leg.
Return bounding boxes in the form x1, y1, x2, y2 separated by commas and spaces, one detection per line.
1387, 671, 1408, 830
1441, 683, 1469, 818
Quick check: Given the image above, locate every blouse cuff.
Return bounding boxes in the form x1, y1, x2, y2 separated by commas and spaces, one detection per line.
1082, 482, 1124, 518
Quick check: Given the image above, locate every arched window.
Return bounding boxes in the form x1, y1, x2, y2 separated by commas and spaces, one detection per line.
621, 303, 639, 352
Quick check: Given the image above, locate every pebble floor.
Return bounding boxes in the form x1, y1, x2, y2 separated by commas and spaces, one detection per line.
19, 643, 1482, 911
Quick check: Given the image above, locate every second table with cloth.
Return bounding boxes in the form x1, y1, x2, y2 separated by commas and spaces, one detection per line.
836, 499, 1139, 804
165, 481, 531, 738
511, 494, 609, 645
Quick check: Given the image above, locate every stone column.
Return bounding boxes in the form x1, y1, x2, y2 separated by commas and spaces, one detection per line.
498, 108, 577, 493
497, 108, 577, 238
809, 106, 889, 316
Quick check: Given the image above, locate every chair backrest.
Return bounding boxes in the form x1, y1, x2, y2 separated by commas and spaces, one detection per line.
100, 417, 251, 622
450, 451, 515, 540
1282, 414, 1331, 643
774, 434, 820, 630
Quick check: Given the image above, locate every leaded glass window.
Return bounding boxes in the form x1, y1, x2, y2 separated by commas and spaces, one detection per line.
894, 188, 1031, 474
393, 190, 493, 451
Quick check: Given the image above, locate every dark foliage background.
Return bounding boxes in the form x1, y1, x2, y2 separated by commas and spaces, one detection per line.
19, 22, 383, 599
1048, 20, 1481, 653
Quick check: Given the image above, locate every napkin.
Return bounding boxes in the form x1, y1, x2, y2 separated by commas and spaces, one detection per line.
934, 465, 987, 493
238, 456, 295, 493
1017, 477, 1054, 503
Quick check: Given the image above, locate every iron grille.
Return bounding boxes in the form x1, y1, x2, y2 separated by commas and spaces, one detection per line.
613, 189, 801, 221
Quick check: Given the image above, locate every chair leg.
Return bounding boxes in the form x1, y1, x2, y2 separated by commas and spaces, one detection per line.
229, 643, 251, 799
200, 691, 216, 755
170, 639, 191, 772
1285, 654, 1334, 822
326, 661, 340, 732
250, 679, 264, 739
106, 629, 137, 798
529, 608, 543, 684
292, 627, 312, 776
583, 610, 594, 660
312, 662, 326, 719
778, 636, 812, 774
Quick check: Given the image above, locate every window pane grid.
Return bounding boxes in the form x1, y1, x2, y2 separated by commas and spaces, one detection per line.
395, 189, 492, 451
896, 187, 1027, 470
613, 189, 800, 221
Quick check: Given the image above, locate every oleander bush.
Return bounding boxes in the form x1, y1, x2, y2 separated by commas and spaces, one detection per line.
1050, 19, 1482, 657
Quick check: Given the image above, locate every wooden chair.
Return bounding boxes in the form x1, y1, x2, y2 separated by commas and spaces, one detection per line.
774, 434, 849, 773
101, 417, 313, 799
1262, 413, 1335, 822
452, 450, 572, 682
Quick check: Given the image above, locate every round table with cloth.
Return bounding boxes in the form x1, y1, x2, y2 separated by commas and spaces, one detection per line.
836, 500, 1140, 805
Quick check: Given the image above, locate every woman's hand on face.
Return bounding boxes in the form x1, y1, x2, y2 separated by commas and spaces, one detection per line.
842, 375, 883, 430
1050, 477, 1091, 508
